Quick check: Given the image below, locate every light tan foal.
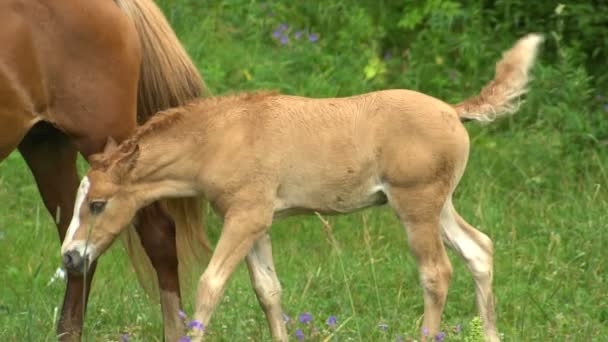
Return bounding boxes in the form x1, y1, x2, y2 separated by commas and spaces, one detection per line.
60, 34, 542, 341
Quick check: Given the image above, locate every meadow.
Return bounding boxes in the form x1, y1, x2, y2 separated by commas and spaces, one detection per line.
0, 1, 607, 341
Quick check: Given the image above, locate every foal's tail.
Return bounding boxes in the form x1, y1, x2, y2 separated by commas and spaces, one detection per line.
453, 34, 543, 123
115, 0, 211, 298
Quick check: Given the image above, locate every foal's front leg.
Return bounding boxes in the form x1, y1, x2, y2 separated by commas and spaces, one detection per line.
192, 205, 272, 341
246, 233, 287, 341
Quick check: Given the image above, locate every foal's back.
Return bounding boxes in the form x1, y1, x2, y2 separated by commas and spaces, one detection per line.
187, 89, 469, 216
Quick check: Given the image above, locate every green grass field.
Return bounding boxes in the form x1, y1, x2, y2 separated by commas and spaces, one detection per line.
1, 1, 607, 341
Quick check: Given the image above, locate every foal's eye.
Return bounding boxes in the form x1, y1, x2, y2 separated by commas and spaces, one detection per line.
89, 201, 107, 215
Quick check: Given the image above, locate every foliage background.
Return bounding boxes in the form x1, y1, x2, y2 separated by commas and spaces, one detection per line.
0, 0, 606, 341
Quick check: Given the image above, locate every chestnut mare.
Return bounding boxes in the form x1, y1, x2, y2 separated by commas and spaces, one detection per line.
0, 0, 208, 340
61, 34, 542, 341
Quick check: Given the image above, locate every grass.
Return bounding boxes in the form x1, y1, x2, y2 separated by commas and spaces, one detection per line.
1, 0, 607, 341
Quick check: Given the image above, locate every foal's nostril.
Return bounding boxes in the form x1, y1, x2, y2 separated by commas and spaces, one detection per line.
62, 250, 84, 272
62, 253, 73, 267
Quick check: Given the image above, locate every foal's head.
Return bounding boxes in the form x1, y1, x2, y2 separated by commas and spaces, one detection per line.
61, 138, 141, 274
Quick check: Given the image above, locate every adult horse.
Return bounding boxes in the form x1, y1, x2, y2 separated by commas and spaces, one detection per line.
0, 0, 208, 340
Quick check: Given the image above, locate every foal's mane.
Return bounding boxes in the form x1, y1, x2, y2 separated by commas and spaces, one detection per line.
91, 90, 279, 171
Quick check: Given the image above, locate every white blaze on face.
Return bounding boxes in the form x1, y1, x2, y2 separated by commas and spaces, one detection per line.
61, 176, 90, 253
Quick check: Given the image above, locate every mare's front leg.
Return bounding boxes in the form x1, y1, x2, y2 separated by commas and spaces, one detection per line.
246, 233, 287, 341
18, 124, 89, 341
135, 202, 186, 341
192, 202, 273, 341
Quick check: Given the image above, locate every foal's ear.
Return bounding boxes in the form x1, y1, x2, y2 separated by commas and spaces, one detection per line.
103, 136, 119, 153
117, 142, 140, 173
88, 153, 105, 169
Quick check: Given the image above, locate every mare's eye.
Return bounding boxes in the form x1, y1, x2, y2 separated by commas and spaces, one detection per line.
89, 201, 107, 215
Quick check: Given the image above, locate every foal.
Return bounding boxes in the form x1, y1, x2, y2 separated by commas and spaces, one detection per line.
61, 34, 542, 341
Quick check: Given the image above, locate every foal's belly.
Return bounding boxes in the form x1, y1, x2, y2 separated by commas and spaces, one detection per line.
272, 176, 388, 220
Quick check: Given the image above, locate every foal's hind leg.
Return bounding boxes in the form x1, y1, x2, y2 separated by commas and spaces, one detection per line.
246, 233, 287, 341
440, 199, 499, 342
18, 123, 91, 341
388, 185, 453, 340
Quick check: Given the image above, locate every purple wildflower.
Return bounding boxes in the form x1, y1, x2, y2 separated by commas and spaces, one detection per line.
295, 328, 305, 341
280, 36, 289, 45
308, 33, 319, 43
299, 312, 313, 324
187, 320, 204, 331
294, 31, 303, 40
279, 23, 288, 31
326, 315, 337, 327
178, 337, 191, 342
435, 332, 446, 341
378, 323, 389, 331
283, 313, 291, 323
178, 310, 186, 320
272, 30, 282, 39
449, 70, 459, 82
121, 334, 129, 342
422, 327, 430, 336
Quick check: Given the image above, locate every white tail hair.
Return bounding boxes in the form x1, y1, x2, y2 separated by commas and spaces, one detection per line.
454, 33, 544, 122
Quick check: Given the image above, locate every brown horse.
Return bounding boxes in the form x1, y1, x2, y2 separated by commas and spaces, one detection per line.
61, 34, 542, 341
0, 0, 208, 340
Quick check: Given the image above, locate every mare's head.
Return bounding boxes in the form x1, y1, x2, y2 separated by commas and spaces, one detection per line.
61, 138, 141, 274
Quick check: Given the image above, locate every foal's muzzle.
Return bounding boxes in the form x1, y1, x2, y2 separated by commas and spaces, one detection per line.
62, 250, 88, 274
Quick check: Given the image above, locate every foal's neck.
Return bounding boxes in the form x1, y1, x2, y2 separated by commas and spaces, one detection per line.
127, 131, 201, 203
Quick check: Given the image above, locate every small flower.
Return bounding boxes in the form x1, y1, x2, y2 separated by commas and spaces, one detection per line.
422, 327, 430, 336
435, 332, 446, 341
383, 51, 392, 60
272, 30, 282, 39
283, 313, 291, 323
178, 310, 186, 320
294, 31, 302, 40
299, 312, 313, 324
121, 334, 129, 342
453, 324, 462, 334
295, 328, 305, 341
378, 323, 388, 331
449, 70, 459, 82
326, 315, 337, 327
178, 337, 191, 342
187, 320, 204, 331
47, 267, 66, 286
279, 23, 288, 31
280, 36, 289, 45
308, 33, 319, 43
